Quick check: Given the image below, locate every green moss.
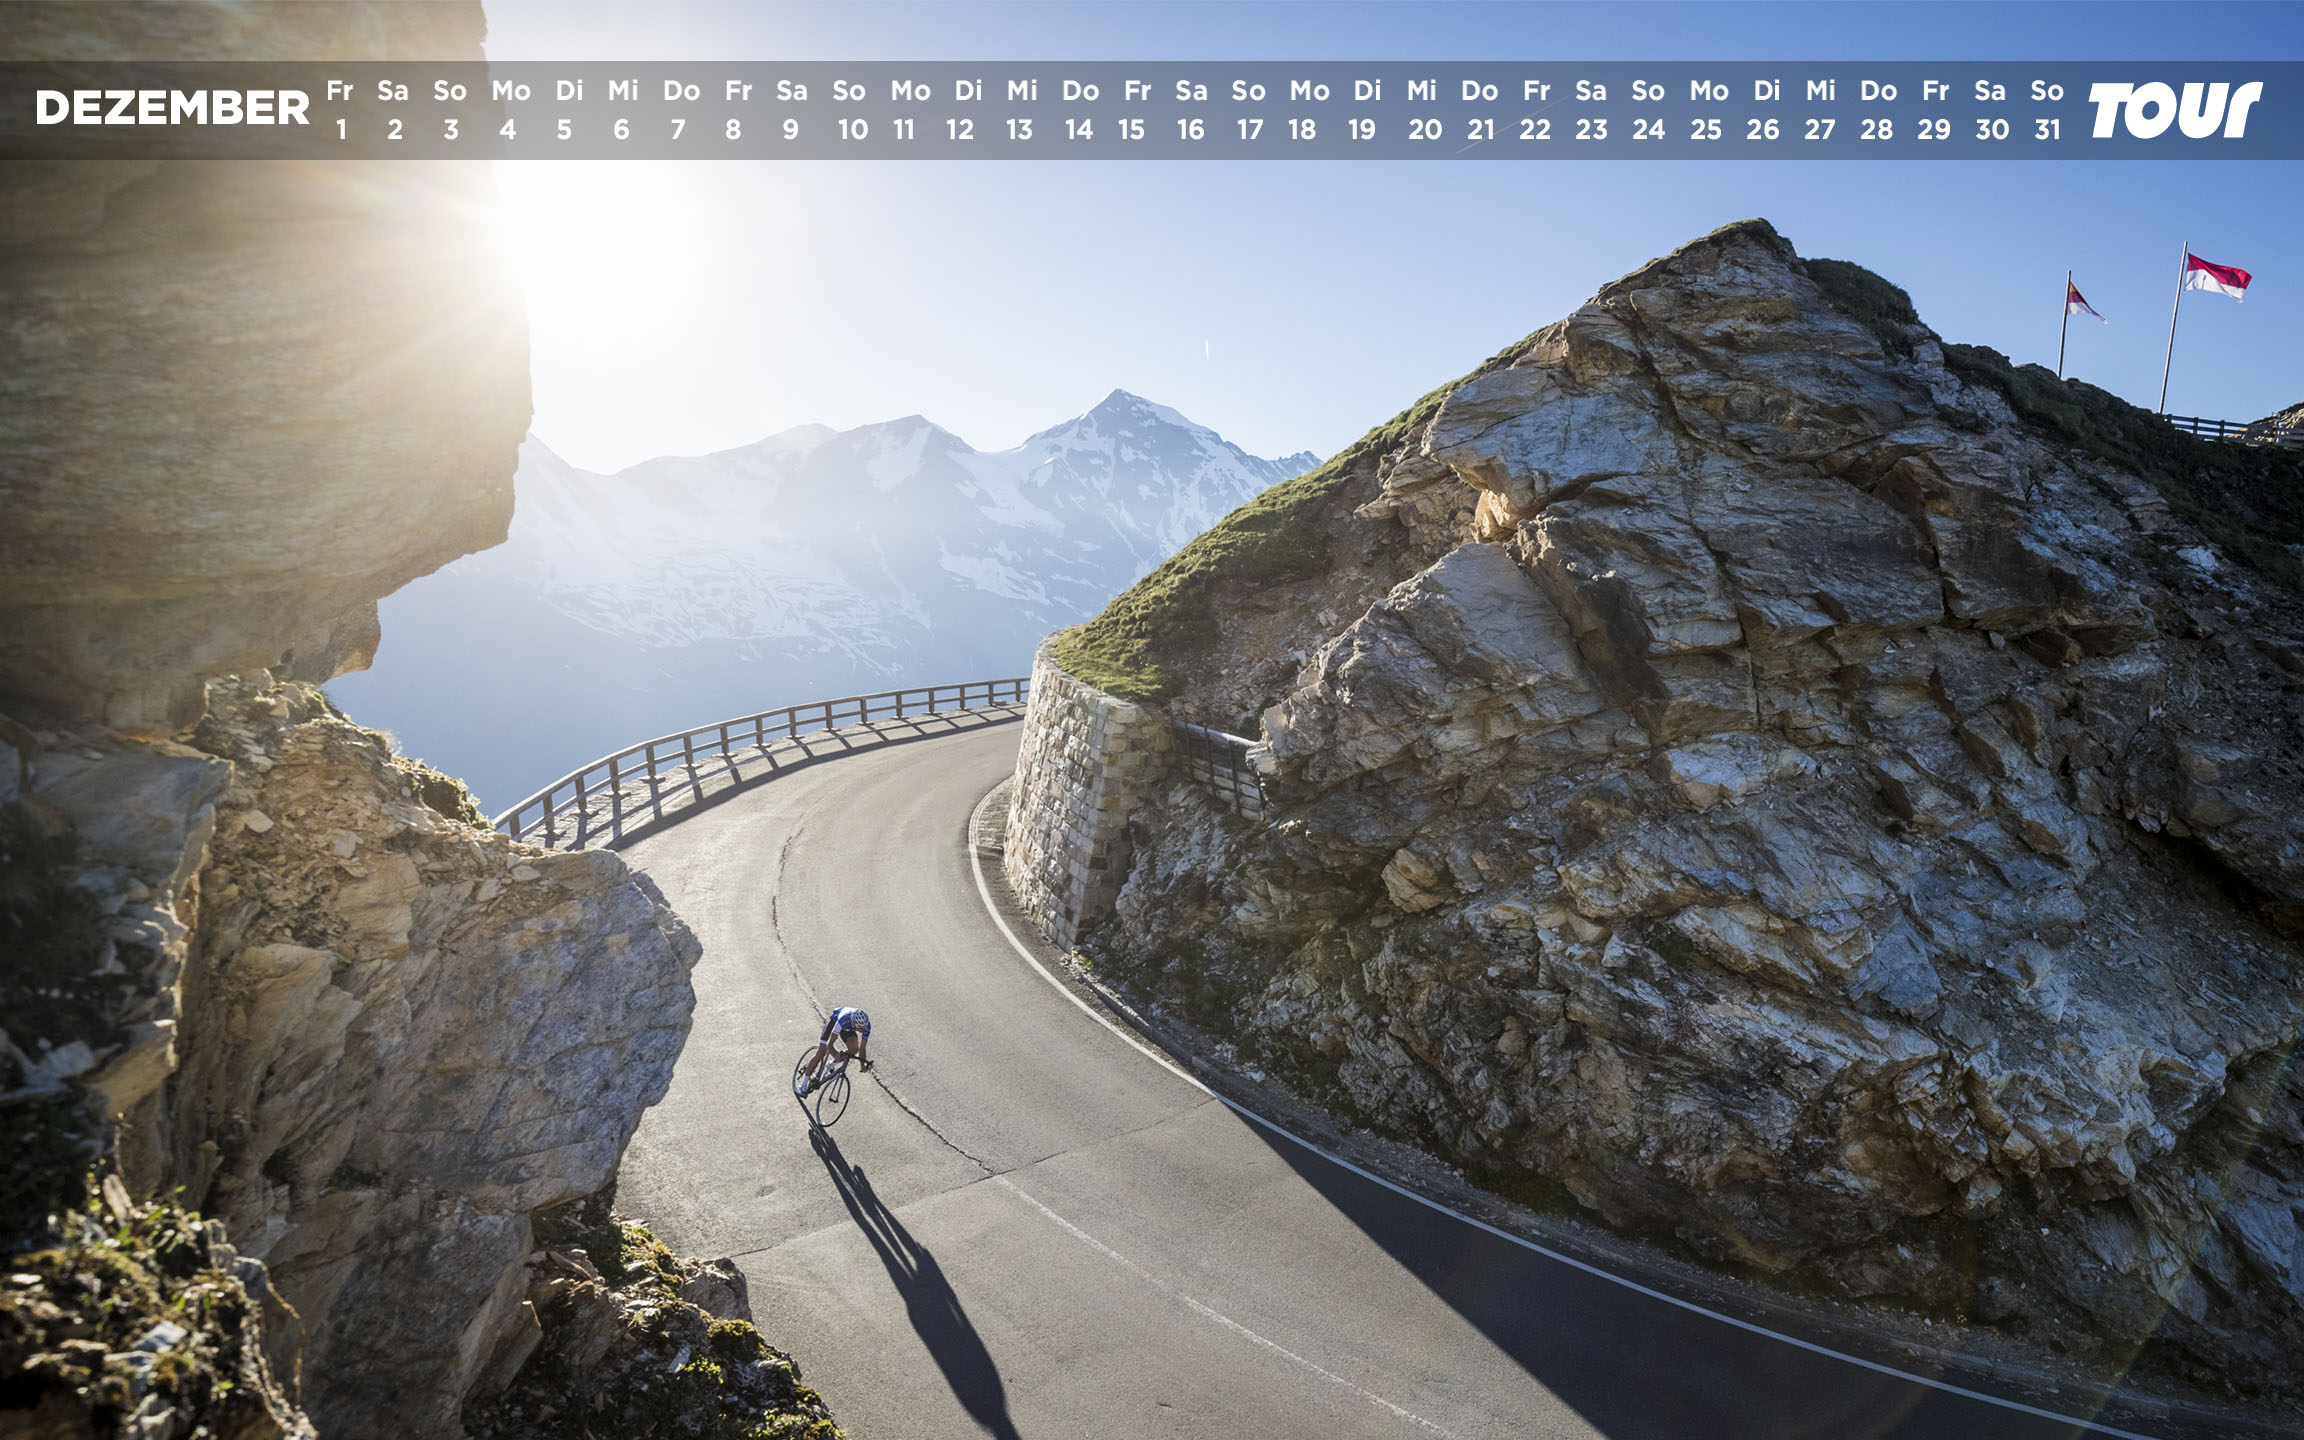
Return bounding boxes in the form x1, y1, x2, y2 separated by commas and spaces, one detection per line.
5, 1186, 283, 1431
390, 753, 488, 827
707, 1315, 772, 1366
617, 1222, 684, 1293
471, 1290, 846, 1440
1053, 369, 1487, 702
1942, 343, 2304, 590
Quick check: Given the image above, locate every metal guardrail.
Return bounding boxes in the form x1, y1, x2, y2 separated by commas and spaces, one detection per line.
1173, 720, 1269, 818
493, 678, 1031, 847
2165, 414, 2304, 451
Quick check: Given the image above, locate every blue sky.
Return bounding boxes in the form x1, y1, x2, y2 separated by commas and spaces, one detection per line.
481, 2, 2304, 469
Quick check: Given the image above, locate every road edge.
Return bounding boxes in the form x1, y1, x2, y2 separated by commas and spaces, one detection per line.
964, 774, 2298, 1440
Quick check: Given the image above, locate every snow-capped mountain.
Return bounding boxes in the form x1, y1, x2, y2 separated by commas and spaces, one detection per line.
327, 391, 1317, 810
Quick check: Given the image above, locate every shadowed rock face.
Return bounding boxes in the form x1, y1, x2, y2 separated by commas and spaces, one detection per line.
173, 681, 701, 1436
11, 680, 702, 1440
1089, 222, 2304, 1399
0, 2, 529, 735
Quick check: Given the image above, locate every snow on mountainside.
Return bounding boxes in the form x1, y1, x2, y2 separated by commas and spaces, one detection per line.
327, 391, 1317, 809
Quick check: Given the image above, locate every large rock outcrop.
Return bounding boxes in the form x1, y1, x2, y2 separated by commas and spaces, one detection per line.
0, 10, 733, 1437
5, 680, 702, 1437
177, 680, 700, 1433
1064, 221, 2304, 1401
0, 2, 528, 735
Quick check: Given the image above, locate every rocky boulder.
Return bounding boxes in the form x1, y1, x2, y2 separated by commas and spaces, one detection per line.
464, 1224, 845, 1440
1069, 220, 2304, 1404
171, 680, 702, 1437
3, 678, 702, 1438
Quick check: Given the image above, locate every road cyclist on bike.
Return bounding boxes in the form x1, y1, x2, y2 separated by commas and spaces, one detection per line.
798, 1006, 873, 1096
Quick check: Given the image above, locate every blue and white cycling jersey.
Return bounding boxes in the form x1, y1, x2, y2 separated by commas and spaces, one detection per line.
822, 1006, 871, 1042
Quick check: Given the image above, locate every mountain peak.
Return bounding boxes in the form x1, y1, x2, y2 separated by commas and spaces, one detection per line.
1091, 388, 1179, 419
862, 412, 960, 441
1052, 389, 1198, 439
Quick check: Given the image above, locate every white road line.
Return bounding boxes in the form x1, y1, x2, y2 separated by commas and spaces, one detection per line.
989, 1173, 1461, 1439
966, 789, 1214, 1097
963, 786, 2167, 1440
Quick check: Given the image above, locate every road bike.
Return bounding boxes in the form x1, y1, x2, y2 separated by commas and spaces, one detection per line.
792, 1044, 855, 1129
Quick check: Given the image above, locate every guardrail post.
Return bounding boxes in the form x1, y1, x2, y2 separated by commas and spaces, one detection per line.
608, 756, 624, 841
574, 774, 591, 847
543, 788, 558, 848
645, 744, 662, 820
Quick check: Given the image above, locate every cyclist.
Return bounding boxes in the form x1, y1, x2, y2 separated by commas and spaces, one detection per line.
799, 1006, 873, 1094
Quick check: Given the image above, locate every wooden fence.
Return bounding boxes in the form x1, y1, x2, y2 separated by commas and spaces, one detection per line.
2165, 414, 2304, 451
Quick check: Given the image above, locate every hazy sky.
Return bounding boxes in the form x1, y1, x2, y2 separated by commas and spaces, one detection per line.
480, 1, 2304, 471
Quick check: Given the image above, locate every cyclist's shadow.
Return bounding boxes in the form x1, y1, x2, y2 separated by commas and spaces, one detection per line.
811, 1129, 1023, 1440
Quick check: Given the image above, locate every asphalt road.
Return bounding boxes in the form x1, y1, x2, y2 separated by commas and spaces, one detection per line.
616, 722, 2144, 1440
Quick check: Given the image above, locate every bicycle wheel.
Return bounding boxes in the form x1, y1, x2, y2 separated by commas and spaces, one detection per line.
791, 1047, 817, 1104
812, 1069, 851, 1128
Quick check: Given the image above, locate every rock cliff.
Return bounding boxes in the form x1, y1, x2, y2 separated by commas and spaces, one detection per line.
0, 8, 741, 1437
0, 2, 528, 736
1064, 221, 2304, 1401
5, 677, 703, 1438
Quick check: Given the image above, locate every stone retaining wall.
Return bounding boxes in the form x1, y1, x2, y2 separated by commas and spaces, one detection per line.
1003, 639, 1172, 946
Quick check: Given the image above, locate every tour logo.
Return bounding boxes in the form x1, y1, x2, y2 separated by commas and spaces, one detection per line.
2089, 82, 2265, 138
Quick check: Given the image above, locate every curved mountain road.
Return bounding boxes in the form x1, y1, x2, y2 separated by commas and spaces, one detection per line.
616, 722, 2145, 1440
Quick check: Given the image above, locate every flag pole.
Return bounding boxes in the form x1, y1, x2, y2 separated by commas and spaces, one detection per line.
2158, 241, 2188, 415
2058, 269, 2071, 380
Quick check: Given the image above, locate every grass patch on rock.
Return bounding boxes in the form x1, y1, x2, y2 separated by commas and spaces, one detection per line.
3, 1183, 302, 1436
466, 1239, 846, 1440
1053, 375, 1475, 703
391, 753, 489, 827
1800, 256, 1924, 356
1062, 233, 2304, 705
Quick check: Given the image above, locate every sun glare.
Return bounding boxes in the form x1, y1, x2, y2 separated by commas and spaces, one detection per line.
491, 161, 726, 329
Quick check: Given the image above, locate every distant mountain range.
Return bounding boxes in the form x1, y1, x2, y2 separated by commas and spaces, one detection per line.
327, 391, 1317, 810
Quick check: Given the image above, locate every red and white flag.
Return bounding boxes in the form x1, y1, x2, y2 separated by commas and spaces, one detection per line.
2183, 252, 2253, 302
2066, 280, 2105, 321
